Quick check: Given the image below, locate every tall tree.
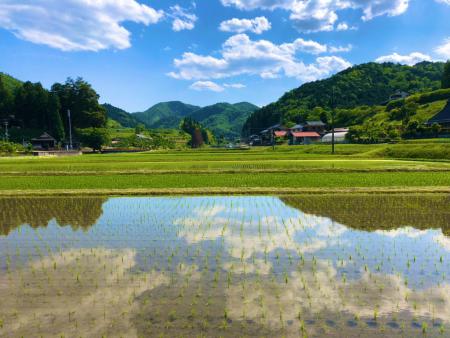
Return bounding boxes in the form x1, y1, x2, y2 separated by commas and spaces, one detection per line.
51, 78, 107, 132
48, 93, 65, 141
442, 60, 450, 89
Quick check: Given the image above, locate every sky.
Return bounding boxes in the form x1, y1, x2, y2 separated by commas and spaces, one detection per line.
0, 0, 449, 112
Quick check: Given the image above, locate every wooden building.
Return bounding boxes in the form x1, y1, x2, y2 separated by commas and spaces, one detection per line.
289, 131, 321, 145
31, 133, 57, 150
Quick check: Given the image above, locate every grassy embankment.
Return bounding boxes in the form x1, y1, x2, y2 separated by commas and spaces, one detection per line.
0, 142, 449, 195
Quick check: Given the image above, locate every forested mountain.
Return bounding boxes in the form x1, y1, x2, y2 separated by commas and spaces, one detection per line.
243, 61, 445, 136
189, 102, 258, 139
102, 103, 141, 128
128, 101, 258, 139
134, 101, 200, 128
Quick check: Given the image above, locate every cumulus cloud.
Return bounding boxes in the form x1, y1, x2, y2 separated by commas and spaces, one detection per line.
221, 0, 410, 33
435, 38, 450, 59
0, 0, 163, 51
169, 5, 197, 32
224, 83, 247, 88
168, 34, 350, 82
219, 16, 271, 34
189, 81, 225, 92
375, 52, 433, 65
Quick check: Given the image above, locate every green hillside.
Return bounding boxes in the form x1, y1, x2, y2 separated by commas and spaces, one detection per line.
0, 72, 23, 93
102, 103, 141, 128
190, 102, 258, 139
243, 61, 445, 136
134, 101, 200, 127
132, 100, 258, 139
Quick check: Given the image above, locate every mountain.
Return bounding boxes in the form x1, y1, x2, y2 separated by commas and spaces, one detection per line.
189, 102, 259, 139
102, 103, 141, 128
0, 72, 23, 93
243, 61, 445, 136
133, 101, 259, 139
134, 101, 200, 128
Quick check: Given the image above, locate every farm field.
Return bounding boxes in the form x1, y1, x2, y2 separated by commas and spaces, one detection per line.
1, 194, 450, 337
0, 144, 450, 194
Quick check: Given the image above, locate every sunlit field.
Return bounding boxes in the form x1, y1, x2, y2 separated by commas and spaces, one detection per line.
0, 146, 449, 194
1, 195, 450, 337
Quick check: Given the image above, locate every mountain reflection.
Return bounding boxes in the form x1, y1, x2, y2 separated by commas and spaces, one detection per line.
282, 194, 450, 235
0, 197, 106, 235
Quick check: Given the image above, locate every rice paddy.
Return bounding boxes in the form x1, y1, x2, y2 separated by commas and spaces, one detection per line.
1, 194, 450, 337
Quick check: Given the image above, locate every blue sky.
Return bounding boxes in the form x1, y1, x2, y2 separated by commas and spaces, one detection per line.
0, 0, 449, 112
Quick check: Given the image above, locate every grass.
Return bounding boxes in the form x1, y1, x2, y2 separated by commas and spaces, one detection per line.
0, 143, 449, 194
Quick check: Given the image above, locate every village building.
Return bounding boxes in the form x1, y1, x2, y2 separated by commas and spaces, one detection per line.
304, 121, 327, 135
427, 100, 450, 129
259, 124, 287, 145
31, 132, 57, 150
289, 131, 321, 145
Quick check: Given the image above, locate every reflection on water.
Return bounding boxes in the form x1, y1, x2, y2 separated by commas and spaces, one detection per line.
1, 195, 450, 337
0, 197, 105, 236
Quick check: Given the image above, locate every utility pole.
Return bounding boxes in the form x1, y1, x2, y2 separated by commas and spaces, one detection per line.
67, 109, 73, 150
331, 87, 336, 155
2, 120, 8, 142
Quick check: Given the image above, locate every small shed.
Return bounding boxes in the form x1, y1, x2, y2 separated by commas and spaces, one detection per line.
31, 132, 57, 150
427, 100, 450, 128
289, 131, 321, 145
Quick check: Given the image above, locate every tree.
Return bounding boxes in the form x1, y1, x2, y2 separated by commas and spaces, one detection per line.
51, 78, 107, 132
443, 60, 450, 89
47, 93, 65, 141
0, 77, 13, 119
78, 128, 111, 152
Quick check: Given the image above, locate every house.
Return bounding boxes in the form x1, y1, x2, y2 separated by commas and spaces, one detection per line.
260, 124, 287, 144
289, 131, 321, 145
426, 100, 450, 128
289, 124, 304, 132
31, 132, 57, 150
304, 121, 327, 135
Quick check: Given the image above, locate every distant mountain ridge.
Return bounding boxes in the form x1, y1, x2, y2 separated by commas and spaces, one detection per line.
105, 100, 259, 139
134, 101, 200, 128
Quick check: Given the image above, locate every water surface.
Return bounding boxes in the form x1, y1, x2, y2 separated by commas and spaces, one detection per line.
1, 195, 449, 337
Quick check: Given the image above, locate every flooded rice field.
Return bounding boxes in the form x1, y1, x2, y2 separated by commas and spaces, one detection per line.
1, 195, 450, 337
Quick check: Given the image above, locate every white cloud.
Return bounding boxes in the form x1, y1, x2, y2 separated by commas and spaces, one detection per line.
375, 52, 432, 66
329, 44, 353, 53
169, 34, 350, 82
224, 83, 247, 88
219, 16, 271, 34
189, 81, 225, 92
435, 38, 450, 59
169, 5, 197, 32
0, 0, 163, 51
221, 0, 410, 33
435, 0, 450, 5
336, 22, 357, 31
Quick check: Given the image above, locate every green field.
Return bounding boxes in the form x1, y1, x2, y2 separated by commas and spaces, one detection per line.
1, 143, 449, 195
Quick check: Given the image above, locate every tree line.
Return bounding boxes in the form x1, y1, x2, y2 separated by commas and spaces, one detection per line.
0, 76, 107, 147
